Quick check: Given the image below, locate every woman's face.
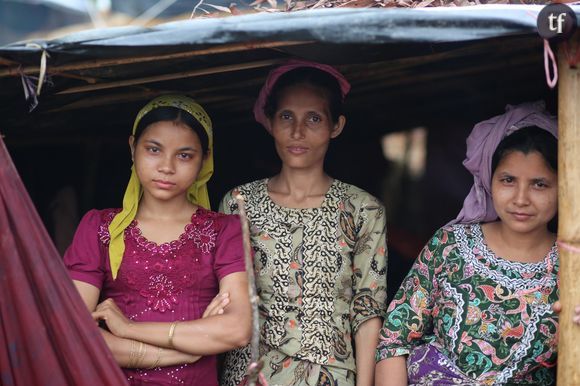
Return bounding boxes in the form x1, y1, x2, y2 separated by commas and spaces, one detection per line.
491, 150, 557, 235
130, 120, 206, 203
269, 83, 345, 171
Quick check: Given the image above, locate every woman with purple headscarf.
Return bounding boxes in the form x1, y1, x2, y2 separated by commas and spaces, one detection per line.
375, 102, 559, 385
219, 61, 388, 386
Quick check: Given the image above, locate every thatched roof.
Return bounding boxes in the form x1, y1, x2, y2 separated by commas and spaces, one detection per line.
218, 0, 551, 14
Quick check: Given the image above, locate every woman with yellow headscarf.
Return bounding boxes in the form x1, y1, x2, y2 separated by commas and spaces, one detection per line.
63, 95, 251, 386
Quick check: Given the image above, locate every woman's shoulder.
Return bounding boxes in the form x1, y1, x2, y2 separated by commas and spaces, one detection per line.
197, 207, 240, 227
335, 180, 384, 209
220, 179, 268, 213
224, 179, 267, 198
427, 222, 479, 250
79, 208, 122, 227
70, 208, 122, 247
444, 222, 481, 239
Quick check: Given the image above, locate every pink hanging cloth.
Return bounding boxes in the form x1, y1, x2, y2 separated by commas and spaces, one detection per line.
0, 136, 127, 385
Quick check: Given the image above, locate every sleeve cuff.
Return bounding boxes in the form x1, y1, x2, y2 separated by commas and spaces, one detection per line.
352, 312, 384, 335
375, 346, 411, 362
216, 263, 246, 281
68, 270, 103, 290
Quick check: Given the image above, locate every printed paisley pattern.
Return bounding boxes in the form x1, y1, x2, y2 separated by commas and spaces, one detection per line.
376, 224, 559, 386
220, 179, 387, 386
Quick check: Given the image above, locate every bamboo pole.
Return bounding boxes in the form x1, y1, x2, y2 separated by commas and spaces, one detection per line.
235, 195, 263, 386
55, 59, 281, 94
52, 72, 99, 83
0, 41, 308, 78
556, 30, 580, 386
44, 77, 264, 113
0, 57, 18, 66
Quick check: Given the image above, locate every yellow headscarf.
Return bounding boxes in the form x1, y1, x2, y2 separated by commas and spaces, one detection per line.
108, 94, 214, 279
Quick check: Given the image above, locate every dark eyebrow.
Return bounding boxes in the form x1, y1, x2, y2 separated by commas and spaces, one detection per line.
144, 140, 162, 147
144, 140, 197, 152
496, 171, 514, 177
532, 177, 549, 183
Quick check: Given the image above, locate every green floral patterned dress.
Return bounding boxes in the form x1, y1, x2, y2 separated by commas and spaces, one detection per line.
376, 224, 559, 386
220, 179, 387, 386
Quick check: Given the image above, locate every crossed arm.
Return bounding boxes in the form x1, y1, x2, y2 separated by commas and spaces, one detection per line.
74, 271, 251, 368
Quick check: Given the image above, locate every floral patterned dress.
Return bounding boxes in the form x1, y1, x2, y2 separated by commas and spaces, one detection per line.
219, 179, 388, 386
376, 223, 559, 386
64, 207, 246, 386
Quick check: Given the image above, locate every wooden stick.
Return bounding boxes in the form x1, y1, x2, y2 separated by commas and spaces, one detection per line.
51, 71, 100, 83
234, 195, 261, 386
42, 90, 160, 113
55, 59, 281, 94
0, 41, 308, 78
44, 77, 263, 113
556, 30, 580, 386
0, 57, 19, 66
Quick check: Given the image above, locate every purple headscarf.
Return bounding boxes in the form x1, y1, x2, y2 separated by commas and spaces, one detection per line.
449, 101, 558, 226
253, 59, 351, 132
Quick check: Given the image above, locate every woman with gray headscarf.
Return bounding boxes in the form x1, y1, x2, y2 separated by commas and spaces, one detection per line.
375, 102, 559, 385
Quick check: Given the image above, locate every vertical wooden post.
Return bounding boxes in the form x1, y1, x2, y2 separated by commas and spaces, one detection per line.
557, 30, 580, 386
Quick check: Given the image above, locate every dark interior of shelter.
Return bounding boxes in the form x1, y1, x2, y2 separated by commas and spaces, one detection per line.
0, 35, 557, 300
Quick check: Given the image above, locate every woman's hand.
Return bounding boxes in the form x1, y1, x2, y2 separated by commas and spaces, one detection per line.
203, 293, 230, 318
552, 301, 580, 324
92, 298, 134, 338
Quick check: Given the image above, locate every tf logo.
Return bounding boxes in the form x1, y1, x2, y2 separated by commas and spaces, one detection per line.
537, 4, 577, 42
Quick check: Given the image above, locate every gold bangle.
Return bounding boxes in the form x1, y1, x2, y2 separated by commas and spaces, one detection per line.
127, 340, 137, 368
135, 342, 147, 368
168, 321, 179, 349
148, 347, 163, 369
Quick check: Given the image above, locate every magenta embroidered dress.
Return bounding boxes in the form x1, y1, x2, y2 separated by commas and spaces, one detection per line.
63, 207, 246, 386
